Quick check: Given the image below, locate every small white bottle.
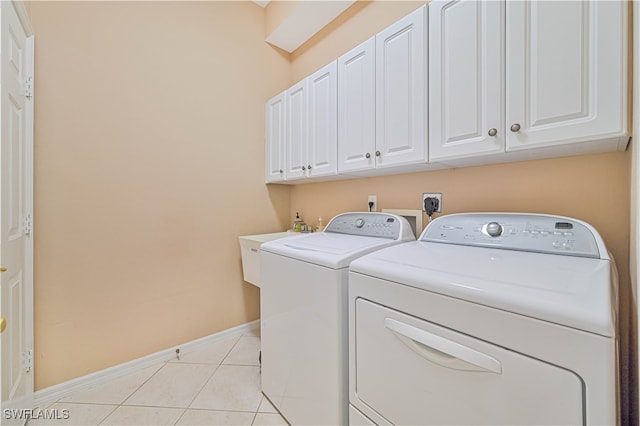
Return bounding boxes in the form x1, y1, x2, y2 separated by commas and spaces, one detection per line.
315, 216, 324, 232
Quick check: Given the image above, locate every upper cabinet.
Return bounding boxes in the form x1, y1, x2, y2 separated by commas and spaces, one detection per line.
428, 0, 505, 162
266, 1, 629, 183
285, 79, 308, 180
285, 61, 338, 181
307, 61, 338, 178
265, 92, 286, 183
506, 0, 628, 153
429, 0, 628, 165
375, 5, 428, 169
337, 6, 429, 175
337, 37, 376, 173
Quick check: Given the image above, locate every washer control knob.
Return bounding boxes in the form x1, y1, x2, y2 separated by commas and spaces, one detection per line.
355, 218, 365, 228
486, 222, 503, 237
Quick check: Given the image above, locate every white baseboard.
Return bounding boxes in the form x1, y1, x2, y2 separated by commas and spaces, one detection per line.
34, 320, 260, 408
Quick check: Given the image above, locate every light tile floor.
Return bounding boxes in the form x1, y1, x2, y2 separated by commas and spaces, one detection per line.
29, 329, 288, 426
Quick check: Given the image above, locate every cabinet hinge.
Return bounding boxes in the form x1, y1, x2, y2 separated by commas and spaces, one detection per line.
22, 349, 33, 373
24, 76, 33, 99
23, 213, 32, 236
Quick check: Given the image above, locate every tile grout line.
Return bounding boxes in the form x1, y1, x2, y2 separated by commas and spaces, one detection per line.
93, 403, 120, 426
44, 401, 119, 407
185, 334, 244, 412
250, 409, 259, 426
221, 335, 261, 368
179, 332, 258, 420
220, 335, 245, 365
118, 362, 167, 407
181, 362, 222, 414
172, 407, 188, 426
101, 361, 171, 425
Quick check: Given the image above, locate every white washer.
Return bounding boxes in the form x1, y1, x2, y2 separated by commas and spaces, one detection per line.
260, 212, 415, 425
348, 213, 619, 425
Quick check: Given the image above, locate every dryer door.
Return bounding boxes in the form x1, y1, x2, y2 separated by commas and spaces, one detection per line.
354, 299, 584, 425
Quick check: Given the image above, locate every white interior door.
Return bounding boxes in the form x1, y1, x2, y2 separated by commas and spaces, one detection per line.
1, 0, 34, 422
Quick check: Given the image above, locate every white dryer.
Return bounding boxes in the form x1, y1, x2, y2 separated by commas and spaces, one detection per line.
260, 212, 415, 425
348, 213, 618, 425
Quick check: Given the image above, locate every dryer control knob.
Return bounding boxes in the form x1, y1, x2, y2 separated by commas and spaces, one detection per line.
486, 222, 503, 237
355, 218, 365, 228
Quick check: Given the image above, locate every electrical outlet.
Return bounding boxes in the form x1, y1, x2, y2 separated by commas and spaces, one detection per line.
422, 193, 442, 213
368, 195, 377, 212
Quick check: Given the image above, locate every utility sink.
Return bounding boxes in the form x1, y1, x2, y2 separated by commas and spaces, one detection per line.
239, 232, 296, 287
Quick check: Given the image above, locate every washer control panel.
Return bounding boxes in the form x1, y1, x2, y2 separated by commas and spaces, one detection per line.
325, 212, 408, 240
422, 213, 601, 258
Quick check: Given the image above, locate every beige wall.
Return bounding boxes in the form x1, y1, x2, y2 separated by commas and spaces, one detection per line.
29, 1, 291, 389
287, 0, 634, 422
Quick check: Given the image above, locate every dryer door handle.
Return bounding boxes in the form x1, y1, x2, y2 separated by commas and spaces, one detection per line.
384, 318, 502, 374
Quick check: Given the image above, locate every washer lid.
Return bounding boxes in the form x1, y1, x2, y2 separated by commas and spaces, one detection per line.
350, 241, 616, 337
261, 233, 409, 269
260, 212, 415, 269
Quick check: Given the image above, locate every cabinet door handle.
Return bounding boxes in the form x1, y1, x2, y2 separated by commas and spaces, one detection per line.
375, 151, 381, 157
279, 169, 283, 174
510, 123, 521, 132
302, 166, 306, 171
307, 165, 312, 170
488, 128, 497, 137
365, 152, 371, 159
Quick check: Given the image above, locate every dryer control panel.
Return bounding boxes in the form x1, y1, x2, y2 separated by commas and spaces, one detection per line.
422, 213, 602, 258
325, 212, 414, 240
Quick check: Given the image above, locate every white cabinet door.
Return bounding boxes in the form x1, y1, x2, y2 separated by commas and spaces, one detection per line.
375, 5, 427, 168
307, 61, 337, 178
506, 0, 628, 151
265, 92, 286, 183
429, 0, 504, 162
338, 37, 376, 173
285, 80, 307, 180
